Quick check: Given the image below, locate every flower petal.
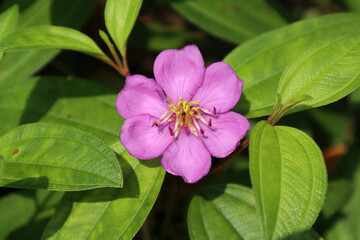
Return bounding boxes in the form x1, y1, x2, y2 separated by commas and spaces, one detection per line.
116, 74, 168, 119
161, 131, 211, 183
193, 62, 243, 113
199, 112, 250, 158
154, 45, 205, 103
120, 114, 173, 159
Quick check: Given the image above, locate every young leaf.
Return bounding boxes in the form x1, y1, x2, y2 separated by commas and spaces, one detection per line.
171, 0, 286, 44
0, 76, 123, 145
41, 142, 165, 240
0, 190, 63, 240
0, 0, 97, 84
187, 184, 262, 240
105, 0, 143, 56
249, 121, 327, 240
0, 25, 109, 61
277, 32, 360, 114
0, 122, 122, 191
0, 4, 19, 60
224, 13, 360, 118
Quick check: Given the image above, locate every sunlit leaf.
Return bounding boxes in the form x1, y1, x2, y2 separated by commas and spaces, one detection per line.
42, 142, 165, 240
249, 121, 327, 239
0, 190, 63, 240
278, 32, 360, 114
0, 4, 19, 60
171, 0, 286, 44
187, 184, 262, 240
0, 26, 109, 61
0, 76, 123, 145
105, 0, 143, 56
0, 122, 122, 191
0, 0, 97, 84
224, 13, 360, 118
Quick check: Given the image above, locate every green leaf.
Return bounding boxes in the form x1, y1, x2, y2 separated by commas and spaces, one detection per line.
0, 122, 122, 191
0, 25, 109, 61
41, 142, 165, 240
187, 184, 262, 240
171, 0, 286, 44
0, 0, 97, 84
277, 32, 360, 114
0, 4, 19, 60
0, 190, 63, 240
249, 121, 327, 240
105, 0, 143, 56
0, 76, 123, 145
224, 13, 360, 118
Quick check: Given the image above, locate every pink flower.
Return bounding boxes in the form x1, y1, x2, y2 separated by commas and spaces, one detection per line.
116, 45, 250, 183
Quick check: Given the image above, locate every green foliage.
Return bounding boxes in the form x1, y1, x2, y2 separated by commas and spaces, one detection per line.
277, 32, 360, 114
0, 76, 123, 144
249, 121, 327, 239
105, 0, 143, 56
42, 142, 165, 240
0, 122, 122, 191
0, 4, 19, 60
171, 0, 286, 44
0, 26, 109, 61
187, 184, 262, 240
0, 190, 63, 240
0, 0, 97, 84
224, 13, 360, 118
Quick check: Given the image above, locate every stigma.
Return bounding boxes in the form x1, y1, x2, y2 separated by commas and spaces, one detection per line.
152, 97, 215, 138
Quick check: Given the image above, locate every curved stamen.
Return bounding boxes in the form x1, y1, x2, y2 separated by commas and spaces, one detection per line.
153, 96, 215, 138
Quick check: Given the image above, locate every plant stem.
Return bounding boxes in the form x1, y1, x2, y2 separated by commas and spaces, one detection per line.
122, 48, 130, 76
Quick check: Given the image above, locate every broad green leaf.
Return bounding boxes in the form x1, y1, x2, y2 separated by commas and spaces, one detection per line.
187, 184, 262, 240
0, 25, 109, 61
171, 0, 286, 44
277, 32, 360, 114
0, 4, 19, 60
249, 121, 327, 240
224, 13, 360, 118
42, 142, 165, 240
0, 190, 63, 240
0, 0, 97, 84
0, 122, 122, 191
0, 76, 123, 145
105, 0, 143, 56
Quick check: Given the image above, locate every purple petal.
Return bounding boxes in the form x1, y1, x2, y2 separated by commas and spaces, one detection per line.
199, 112, 250, 158
154, 45, 205, 103
116, 74, 168, 119
120, 114, 173, 159
193, 62, 243, 114
161, 131, 211, 183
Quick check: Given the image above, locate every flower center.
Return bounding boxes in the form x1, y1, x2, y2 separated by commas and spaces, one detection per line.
153, 97, 216, 138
